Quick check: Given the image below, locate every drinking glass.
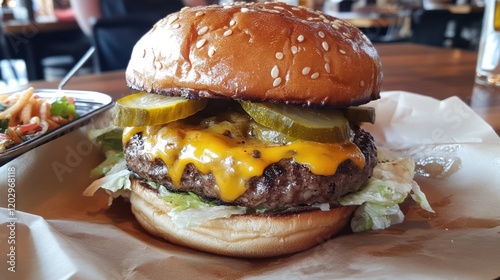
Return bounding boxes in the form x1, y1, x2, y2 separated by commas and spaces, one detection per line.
475, 0, 500, 86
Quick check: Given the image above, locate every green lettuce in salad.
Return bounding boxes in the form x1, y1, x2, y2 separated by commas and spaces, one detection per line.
84, 124, 434, 231
50, 96, 79, 119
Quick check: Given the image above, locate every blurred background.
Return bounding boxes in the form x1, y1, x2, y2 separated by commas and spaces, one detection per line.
0, 0, 487, 91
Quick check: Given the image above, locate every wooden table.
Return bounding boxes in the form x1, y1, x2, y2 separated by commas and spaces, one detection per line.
27, 43, 500, 134
2, 18, 80, 36
325, 11, 392, 28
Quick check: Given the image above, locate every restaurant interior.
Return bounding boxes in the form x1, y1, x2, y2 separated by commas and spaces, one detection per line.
0, 0, 487, 90
0, 1, 499, 277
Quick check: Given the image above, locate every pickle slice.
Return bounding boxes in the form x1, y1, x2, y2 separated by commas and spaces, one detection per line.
240, 101, 350, 143
113, 92, 207, 127
343, 107, 375, 124
249, 121, 297, 144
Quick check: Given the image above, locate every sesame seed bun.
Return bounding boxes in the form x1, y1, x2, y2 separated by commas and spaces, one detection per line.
130, 178, 357, 258
125, 2, 382, 107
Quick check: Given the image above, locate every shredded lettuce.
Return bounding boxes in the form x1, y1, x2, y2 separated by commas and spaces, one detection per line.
156, 185, 246, 228
340, 151, 434, 232
87, 125, 124, 178
160, 188, 217, 212
83, 158, 133, 205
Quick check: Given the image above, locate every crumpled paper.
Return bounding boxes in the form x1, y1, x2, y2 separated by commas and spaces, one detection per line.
1, 91, 499, 280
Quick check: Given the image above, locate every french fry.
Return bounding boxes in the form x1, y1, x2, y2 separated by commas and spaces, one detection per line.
45, 118, 59, 130
39, 101, 50, 121
20, 102, 33, 125
0, 87, 34, 120
33, 98, 44, 118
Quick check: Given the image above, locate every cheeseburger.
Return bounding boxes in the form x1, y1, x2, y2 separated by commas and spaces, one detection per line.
86, 2, 433, 258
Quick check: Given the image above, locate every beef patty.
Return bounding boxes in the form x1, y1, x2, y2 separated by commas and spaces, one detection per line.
124, 126, 377, 210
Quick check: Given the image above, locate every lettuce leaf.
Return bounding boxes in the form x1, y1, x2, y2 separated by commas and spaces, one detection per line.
340, 151, 434, 232
156, 184, 246, 228
83, 160, 133, 205
87, 125, 124, 178
50, 96, 78, 118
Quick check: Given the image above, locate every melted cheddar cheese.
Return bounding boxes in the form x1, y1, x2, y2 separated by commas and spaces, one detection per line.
123, 114, 366, 202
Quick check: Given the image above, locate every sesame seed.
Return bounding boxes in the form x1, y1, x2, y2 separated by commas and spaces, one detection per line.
263, 8, 280, 14
223, 29, 233, 37
360, 80, 365, 87
169, 15, 179, 25
273, 6, 284, 10
196, 39, 207, 48
339, 49, 346, 54
275, 52, 284, 60
158, 19, 167, 27
172, 23, 180, 29
273, 77, 282, 87
302, 67, 311, 75
332, 24, 339, 30
324, 63, 331, 73
292, 7, 300, 11
323, 19, 330, 23
297, 35, 304, 43
198, 26, 208, 35
318, 31, 325, 38
241, 7, 249, 13
322, 41, 329, 51
333, 19, 343, 25
195, 11, 204, 17
342, 32, 351, 38
230, 19, 236, 26
208, 47, 215, 57
142, 49, 146, 58
291, 46, 298, 54
324, 55, 330, 62
271, 65, 279, 79
311, 72, 319, 79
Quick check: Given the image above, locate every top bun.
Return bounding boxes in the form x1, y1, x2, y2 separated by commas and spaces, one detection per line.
126, 2, 382, 107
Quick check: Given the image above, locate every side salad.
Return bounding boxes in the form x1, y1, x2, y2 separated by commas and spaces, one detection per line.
0, 87, 79, 152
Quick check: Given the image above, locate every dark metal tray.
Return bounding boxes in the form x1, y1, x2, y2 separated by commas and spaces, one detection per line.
0, 89, 114, 165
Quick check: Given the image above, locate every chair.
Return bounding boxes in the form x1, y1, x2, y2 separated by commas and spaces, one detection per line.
91, 16, 157, 72
410, 8, 454, 47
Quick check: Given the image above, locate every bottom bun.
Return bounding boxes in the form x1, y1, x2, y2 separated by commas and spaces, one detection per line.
130, 179, 356, 258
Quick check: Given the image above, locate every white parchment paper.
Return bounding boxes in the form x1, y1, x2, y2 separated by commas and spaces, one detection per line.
1, 91, 499, 280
